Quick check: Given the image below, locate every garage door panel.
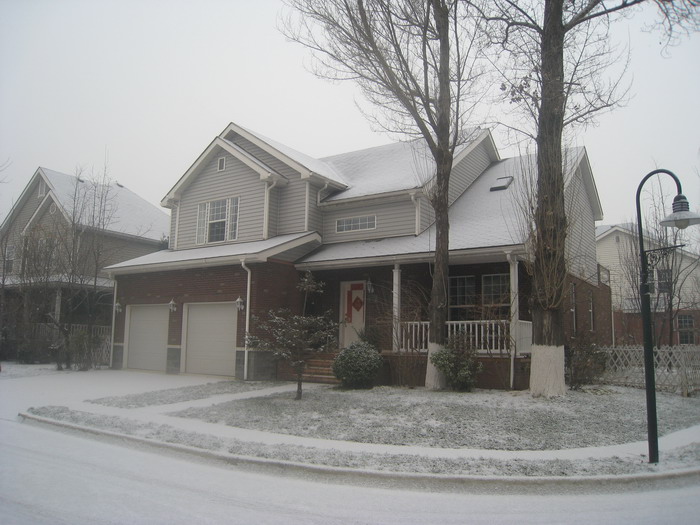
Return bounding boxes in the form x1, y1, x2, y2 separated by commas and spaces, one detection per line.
127, 305, 169, 372
185, 303, 237, 376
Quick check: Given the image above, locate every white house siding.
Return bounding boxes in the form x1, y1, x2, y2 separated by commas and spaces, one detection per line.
176, 153, 265, 249
565, 167, 598, 284
596, 233, 631, 309
448, 141, 492, 206
322, 198, 416, 243
277, 178, 309, 235
267, 186, 279, 238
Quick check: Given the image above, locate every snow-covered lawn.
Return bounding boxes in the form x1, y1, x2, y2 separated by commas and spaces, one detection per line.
15, 361, 698, 478
171, 385, 699, 450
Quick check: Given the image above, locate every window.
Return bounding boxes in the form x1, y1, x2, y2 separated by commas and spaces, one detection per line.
3, 245, 15, 274
217, 157, 226, 172
482, 274, 509, 305
195, 197, 239, 244
448, 276, 476, 320
336, 215, 376, 233
678, 314, 695, 345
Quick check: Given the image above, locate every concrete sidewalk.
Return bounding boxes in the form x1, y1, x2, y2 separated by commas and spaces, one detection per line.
4, 365, 700, 490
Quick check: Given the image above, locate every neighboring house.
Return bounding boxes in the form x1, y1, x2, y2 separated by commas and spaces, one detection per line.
596, 223, 700, 346
0, 167, 170, 361
107, 122, 611, 388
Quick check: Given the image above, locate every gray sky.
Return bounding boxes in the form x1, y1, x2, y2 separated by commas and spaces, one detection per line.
1, 0, 699, 230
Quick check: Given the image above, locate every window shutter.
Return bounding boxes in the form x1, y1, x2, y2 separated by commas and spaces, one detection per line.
196, 203, 207, 245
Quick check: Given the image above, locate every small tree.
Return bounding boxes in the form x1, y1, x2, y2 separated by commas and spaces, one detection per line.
248, 309, 337, 400
429, 330, 483, 391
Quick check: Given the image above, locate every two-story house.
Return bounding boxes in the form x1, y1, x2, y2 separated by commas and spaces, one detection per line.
107, 122, 611, 388
596, 223, 700, 346
0, 167, 170, 362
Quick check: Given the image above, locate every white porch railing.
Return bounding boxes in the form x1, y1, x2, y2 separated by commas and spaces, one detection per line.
399, 320, 532, 355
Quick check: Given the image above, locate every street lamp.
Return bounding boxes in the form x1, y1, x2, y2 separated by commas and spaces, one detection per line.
635, 169, 700, 464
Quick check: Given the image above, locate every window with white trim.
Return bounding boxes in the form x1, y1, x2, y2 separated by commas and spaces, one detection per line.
3, 245, 15, 274
196, 197, 239, 244
482, 274, 509, 305
217, 157, 226, 171
336, 215, 376, 233
678, 314, 695, 345
448, 276, 476, 321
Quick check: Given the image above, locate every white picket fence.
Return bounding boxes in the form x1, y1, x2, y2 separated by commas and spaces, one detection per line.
600, 345, 700, 396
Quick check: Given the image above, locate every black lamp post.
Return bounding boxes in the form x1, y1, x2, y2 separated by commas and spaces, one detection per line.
635, 169, 700, 464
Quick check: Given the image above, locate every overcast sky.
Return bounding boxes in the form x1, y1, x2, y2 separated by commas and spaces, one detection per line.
1, 0, 699, 231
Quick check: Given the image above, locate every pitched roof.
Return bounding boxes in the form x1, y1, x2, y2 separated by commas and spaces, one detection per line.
321, 129, 485, 202
298, 148, 598, 268
106, 231, 321, 275
1, 167, 170, 242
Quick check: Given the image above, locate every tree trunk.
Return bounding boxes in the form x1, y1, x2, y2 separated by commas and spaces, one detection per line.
530, 0, 567, 396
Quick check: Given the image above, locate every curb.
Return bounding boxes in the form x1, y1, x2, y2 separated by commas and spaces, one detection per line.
19, 411, 700, 495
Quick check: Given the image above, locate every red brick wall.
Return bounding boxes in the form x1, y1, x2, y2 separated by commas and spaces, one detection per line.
115, 261, 303, 347
613, 308, 700, 346
563, 274, 613, 346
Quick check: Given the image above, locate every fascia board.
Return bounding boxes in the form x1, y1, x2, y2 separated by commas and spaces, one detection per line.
0, 168, 44, 233
318, 189, 418, 207
222, 122, 313, 178
161, 137, 219, 206
296, 244, 525, 270
579, 148, 604, 221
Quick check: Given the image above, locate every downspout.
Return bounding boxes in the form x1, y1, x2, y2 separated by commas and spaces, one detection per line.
316, 182, 329, 206
263, 179, 277, 240
240, 258, 252, 380
410, 192, 420, 235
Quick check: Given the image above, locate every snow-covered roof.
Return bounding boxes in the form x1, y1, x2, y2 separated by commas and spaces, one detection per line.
40, 168, 169, 241
107, 231, 321, 275
299, 156, 531, 268
321, 129, 484, 202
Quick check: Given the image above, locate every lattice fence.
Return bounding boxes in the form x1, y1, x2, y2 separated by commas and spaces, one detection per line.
600, 345, 700, 396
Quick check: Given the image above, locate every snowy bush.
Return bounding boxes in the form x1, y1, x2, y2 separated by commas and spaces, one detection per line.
429, 332, 482, 391
565, 337, 607, 390
332, 341, 383, 389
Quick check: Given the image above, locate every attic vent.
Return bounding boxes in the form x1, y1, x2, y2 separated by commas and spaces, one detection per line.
490, 176, 513, 192
217, 157, 226, 171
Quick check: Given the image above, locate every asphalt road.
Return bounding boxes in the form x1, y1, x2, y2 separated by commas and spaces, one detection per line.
1, 418, 698, 525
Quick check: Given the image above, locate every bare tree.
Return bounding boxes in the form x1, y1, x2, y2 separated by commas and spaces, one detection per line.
283, 0, 487, 387
470, 0, 698, 395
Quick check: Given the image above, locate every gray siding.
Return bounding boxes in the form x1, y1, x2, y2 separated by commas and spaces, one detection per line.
565, 167, 598, 284
169, 205, 178, 249
449, 141, 492, 206
419, 194, 435, 233
277, 178, 308, 235
322, 198, 416, 243
267, 186, 279, 238
307, 183, 325, 234
176, 153, 265, 249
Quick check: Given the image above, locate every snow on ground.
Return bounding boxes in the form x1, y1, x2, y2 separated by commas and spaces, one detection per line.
5, 362, 700, 478
0, 361, 64, 379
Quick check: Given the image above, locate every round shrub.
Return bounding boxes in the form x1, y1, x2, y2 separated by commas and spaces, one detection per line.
332, 341, 383, 389
429, 332, 483, 391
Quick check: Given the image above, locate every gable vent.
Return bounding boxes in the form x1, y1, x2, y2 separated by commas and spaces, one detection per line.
490, 176, 513, 192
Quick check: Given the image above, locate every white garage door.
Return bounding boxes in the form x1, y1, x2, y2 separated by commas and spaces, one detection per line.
127, 305, 169, 372
185, 303, 237, 376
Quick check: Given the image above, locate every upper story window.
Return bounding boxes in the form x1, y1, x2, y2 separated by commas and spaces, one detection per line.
448, 275, 476, 321
3, 245, 15, 274
196, 197, 239, 245
678, 314, 695, 345
482, 274, 509, 306
336, 215, 376, 233
217, 157, 226, 172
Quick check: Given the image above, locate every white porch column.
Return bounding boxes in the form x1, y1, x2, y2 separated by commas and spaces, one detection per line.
392, 263, 401, 352
507, 252, 519, 389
